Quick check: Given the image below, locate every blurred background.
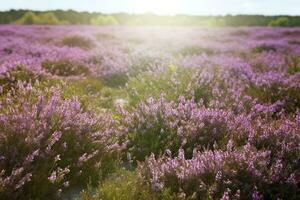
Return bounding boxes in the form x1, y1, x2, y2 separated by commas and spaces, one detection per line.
0, 0, 300, 26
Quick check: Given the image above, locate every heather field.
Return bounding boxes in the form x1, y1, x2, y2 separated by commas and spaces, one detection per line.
0, 25, 299, 199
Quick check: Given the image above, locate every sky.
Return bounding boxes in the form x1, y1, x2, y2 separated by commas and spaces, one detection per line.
0, 0, 300, 16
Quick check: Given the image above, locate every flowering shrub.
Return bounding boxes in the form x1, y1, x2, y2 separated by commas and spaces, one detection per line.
120, 96, 255, 162
126, 67, 194, 106
126, 66, 227, 107
143, 142, 299, 199
0, 84, 120, 199
0, 26, 299, 199
140, 110, 300, 199
0, 65, 42, 94
245, 72, 300, 114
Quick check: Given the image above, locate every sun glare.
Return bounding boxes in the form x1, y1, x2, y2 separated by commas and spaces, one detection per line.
134, 0, 182, 15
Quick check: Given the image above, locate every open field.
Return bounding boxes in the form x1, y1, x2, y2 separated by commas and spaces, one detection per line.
0, 25, 299, 199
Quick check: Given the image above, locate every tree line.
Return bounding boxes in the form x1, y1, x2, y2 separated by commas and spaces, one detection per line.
0, 9, 300, 26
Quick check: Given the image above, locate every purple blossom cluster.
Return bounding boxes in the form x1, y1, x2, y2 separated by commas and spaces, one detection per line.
0, 26, 130, 79
120, 96, 299, 198
0, 25, 300, 199
120, 96, 252, 160
0, 83, 120, 199
141, 110, 299, 199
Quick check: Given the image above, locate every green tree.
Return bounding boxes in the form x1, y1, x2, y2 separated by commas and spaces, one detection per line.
90, 15, 119, 25
14, 11, 39, 24
39, 12, 63, 24
14, 11, 67, 25
268, 17, 290, 27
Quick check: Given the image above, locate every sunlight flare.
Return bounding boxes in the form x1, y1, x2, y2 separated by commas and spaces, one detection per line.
133, 0, 183, 15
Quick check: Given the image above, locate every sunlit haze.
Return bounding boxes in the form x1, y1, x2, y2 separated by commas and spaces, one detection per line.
133, 0, 182, 15
0, 0, 300, 15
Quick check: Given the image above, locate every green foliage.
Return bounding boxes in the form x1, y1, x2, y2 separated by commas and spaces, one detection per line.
126, 65, 215, 107
14, 11, 39, 25
94, 33, 118, 40
42, 60, 91, 76
78, 169, 183, 200
175, 46, 216, 56
126, 66, 194, 106
59, 36, 95, 49
39, 12, 68, 25
2, 10, 300, 26
268, 17, 290, 27
42, 77, 126, 111
128, 56, 161, 76
288, 65, 300, 74
95, 170, 152, 200
286, 55, 300, 74
245, 82, 300, 114
125, 110, 182, 162
0, 65, 42, 94
67, 79, 106, 111
288, 40, 300, 45
101, 73, 128, 88
252, 44, 277, 53
90, 16, 119, 25
0, 85, 120, 199
58, 78, 105, 111
14, 11, 67, 25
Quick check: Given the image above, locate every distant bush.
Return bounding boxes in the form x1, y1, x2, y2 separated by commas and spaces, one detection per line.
268, 17, 290, 27
14, 11, 39, 25
15, 11, 68, 25
90, 16, 119, 26
59, 35, 95, 49
42, 60, 90, 76
38, 12, 68, 25
252, 44, 277, 53
283, 30, 300, 36
288, 40, 300, 45
175, 45, 216, 56
101, 73, 128, 88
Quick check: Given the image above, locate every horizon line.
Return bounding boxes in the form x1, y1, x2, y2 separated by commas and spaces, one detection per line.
0, 8, 299, 17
